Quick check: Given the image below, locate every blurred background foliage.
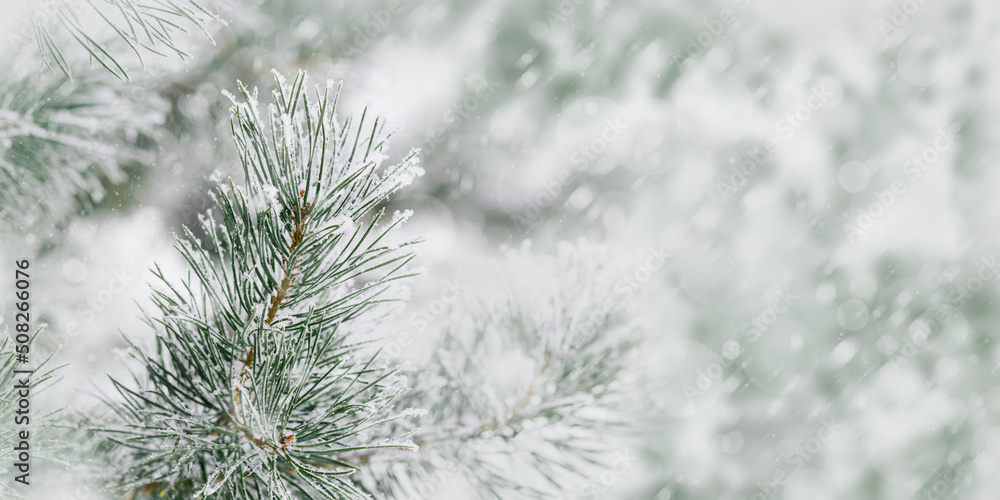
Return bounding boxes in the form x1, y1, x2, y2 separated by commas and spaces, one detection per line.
3, 0, 1000, 498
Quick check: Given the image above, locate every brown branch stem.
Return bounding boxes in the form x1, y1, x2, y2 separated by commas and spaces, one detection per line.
265, 202, 311, 325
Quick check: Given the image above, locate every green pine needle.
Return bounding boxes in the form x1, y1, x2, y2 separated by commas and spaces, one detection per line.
97, 69, 424, 500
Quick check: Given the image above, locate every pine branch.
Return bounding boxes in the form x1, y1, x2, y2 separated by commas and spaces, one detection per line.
359, 243, 642, 499
0, 0, 222, 227
96, 69, 424, 500
0, 333, 67, 499
0, 63, 163, 227
23, 0, 224, 81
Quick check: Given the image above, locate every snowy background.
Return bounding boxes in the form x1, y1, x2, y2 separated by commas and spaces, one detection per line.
3, 0, 1000, 498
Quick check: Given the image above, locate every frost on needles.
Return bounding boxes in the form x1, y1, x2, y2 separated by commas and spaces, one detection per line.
359, 242, 642, 499
98, 70, 424, 500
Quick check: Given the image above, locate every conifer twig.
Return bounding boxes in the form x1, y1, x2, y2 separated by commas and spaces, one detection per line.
96, 69, 424, 500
